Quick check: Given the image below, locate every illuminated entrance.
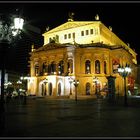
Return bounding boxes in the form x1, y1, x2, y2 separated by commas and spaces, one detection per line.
58, 83, 61, 96
86, 82, 91, 95
48, 83, 52, 96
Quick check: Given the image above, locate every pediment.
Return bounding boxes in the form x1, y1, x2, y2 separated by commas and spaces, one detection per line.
44, 21, 99, 34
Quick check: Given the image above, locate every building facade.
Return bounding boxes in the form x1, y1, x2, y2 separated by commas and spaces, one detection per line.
28, 16, 137, 98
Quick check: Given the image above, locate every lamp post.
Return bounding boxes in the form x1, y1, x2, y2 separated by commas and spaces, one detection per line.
73, 79, 79, 102
43, 78, 48, 96
20, 76, 30, 94
68, 77, 73, 95
17, 80, 22, 96
0, 13, 24, 112
118, 63, 131, 106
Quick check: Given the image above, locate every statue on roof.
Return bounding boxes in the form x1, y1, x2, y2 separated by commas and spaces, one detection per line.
46, 26, 49, 32
68, 12, 75, 21
95, 14, 99, 21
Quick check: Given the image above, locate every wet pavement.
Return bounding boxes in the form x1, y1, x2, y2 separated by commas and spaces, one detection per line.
1, 96, 140, 138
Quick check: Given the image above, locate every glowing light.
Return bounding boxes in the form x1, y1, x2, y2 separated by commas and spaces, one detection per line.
14, 17, 24, 30
95, 14, 99, 20
17, 80, 22, 84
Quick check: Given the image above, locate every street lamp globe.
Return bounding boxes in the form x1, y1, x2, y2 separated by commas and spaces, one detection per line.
118, 64, 131, 77
73, 79, 79, 102
44, 78, 48, 85
125, 64, 131, 73
14, 17, 24, 30
73, 79, 79, 87
0, 15, 24, 43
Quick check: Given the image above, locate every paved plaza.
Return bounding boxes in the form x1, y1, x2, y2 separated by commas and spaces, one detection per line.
0, 96, 140, 138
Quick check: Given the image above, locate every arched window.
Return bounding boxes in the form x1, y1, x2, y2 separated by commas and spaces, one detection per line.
42, 62, 48, 74
86, 82, 90, 95
58, 60, 64, 75
67, 59, 73, 74
47, 61, 56, 75
35, 63, 39, 76
58, 83, 61, 96
48, 64, 51, 74
48, 83, 52, 96
85, 60, 91, 74
104, 61, 107, 74
95, 60, 100, 74
51, 61, 56, 74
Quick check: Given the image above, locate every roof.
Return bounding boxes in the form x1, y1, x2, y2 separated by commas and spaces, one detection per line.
41, 20, 137, 61
43, 21, 100, 35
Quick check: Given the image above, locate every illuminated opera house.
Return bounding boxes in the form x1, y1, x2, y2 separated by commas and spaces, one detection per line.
27, 14, 137, 98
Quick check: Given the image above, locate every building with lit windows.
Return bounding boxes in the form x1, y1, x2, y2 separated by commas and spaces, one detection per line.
28, 15, 137, 98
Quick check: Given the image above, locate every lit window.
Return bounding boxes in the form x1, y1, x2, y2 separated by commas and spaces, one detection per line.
42, 62, 48, 74
73, 32, 75, 39
86, 30, 89, 35
95, 60, 100, 74
35, 64, 39, 76
81, 31, 84, 36
48, 61, 56, 74
64, 34, 67, 39
67, 59, 73, 74
85, 60, 91, 74
90, 29, 93, 34
58, 60, 64, 75
68, 33, 71, 39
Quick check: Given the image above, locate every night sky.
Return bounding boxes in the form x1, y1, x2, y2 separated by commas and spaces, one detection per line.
1, 1, 140, 74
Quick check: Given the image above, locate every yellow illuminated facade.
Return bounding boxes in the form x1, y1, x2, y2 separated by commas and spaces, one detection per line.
28, 17, 137, 98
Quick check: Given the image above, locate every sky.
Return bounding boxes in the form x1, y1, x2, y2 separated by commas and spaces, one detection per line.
1, 1, 140, 73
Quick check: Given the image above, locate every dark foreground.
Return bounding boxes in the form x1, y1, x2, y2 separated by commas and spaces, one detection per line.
0, 96, 140, 138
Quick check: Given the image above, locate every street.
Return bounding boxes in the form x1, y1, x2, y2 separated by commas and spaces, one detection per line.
0, 96, 140, 138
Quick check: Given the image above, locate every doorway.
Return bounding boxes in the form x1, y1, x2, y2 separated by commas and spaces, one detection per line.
48, 83, 52, 96
86, 82, 91, 95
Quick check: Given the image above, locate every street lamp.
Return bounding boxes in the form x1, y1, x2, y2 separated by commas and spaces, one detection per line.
73, 79, 79, 102
68, 77, 73, 95
118, 63, 131, 106
0, 13, 24, 112
43, 78, 48, 96
17, 80, 22, 96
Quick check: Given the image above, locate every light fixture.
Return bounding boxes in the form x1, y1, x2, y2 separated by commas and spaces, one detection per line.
73, 79, 79, 101
0, 14, 24, 43
118, 63, 131, 106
